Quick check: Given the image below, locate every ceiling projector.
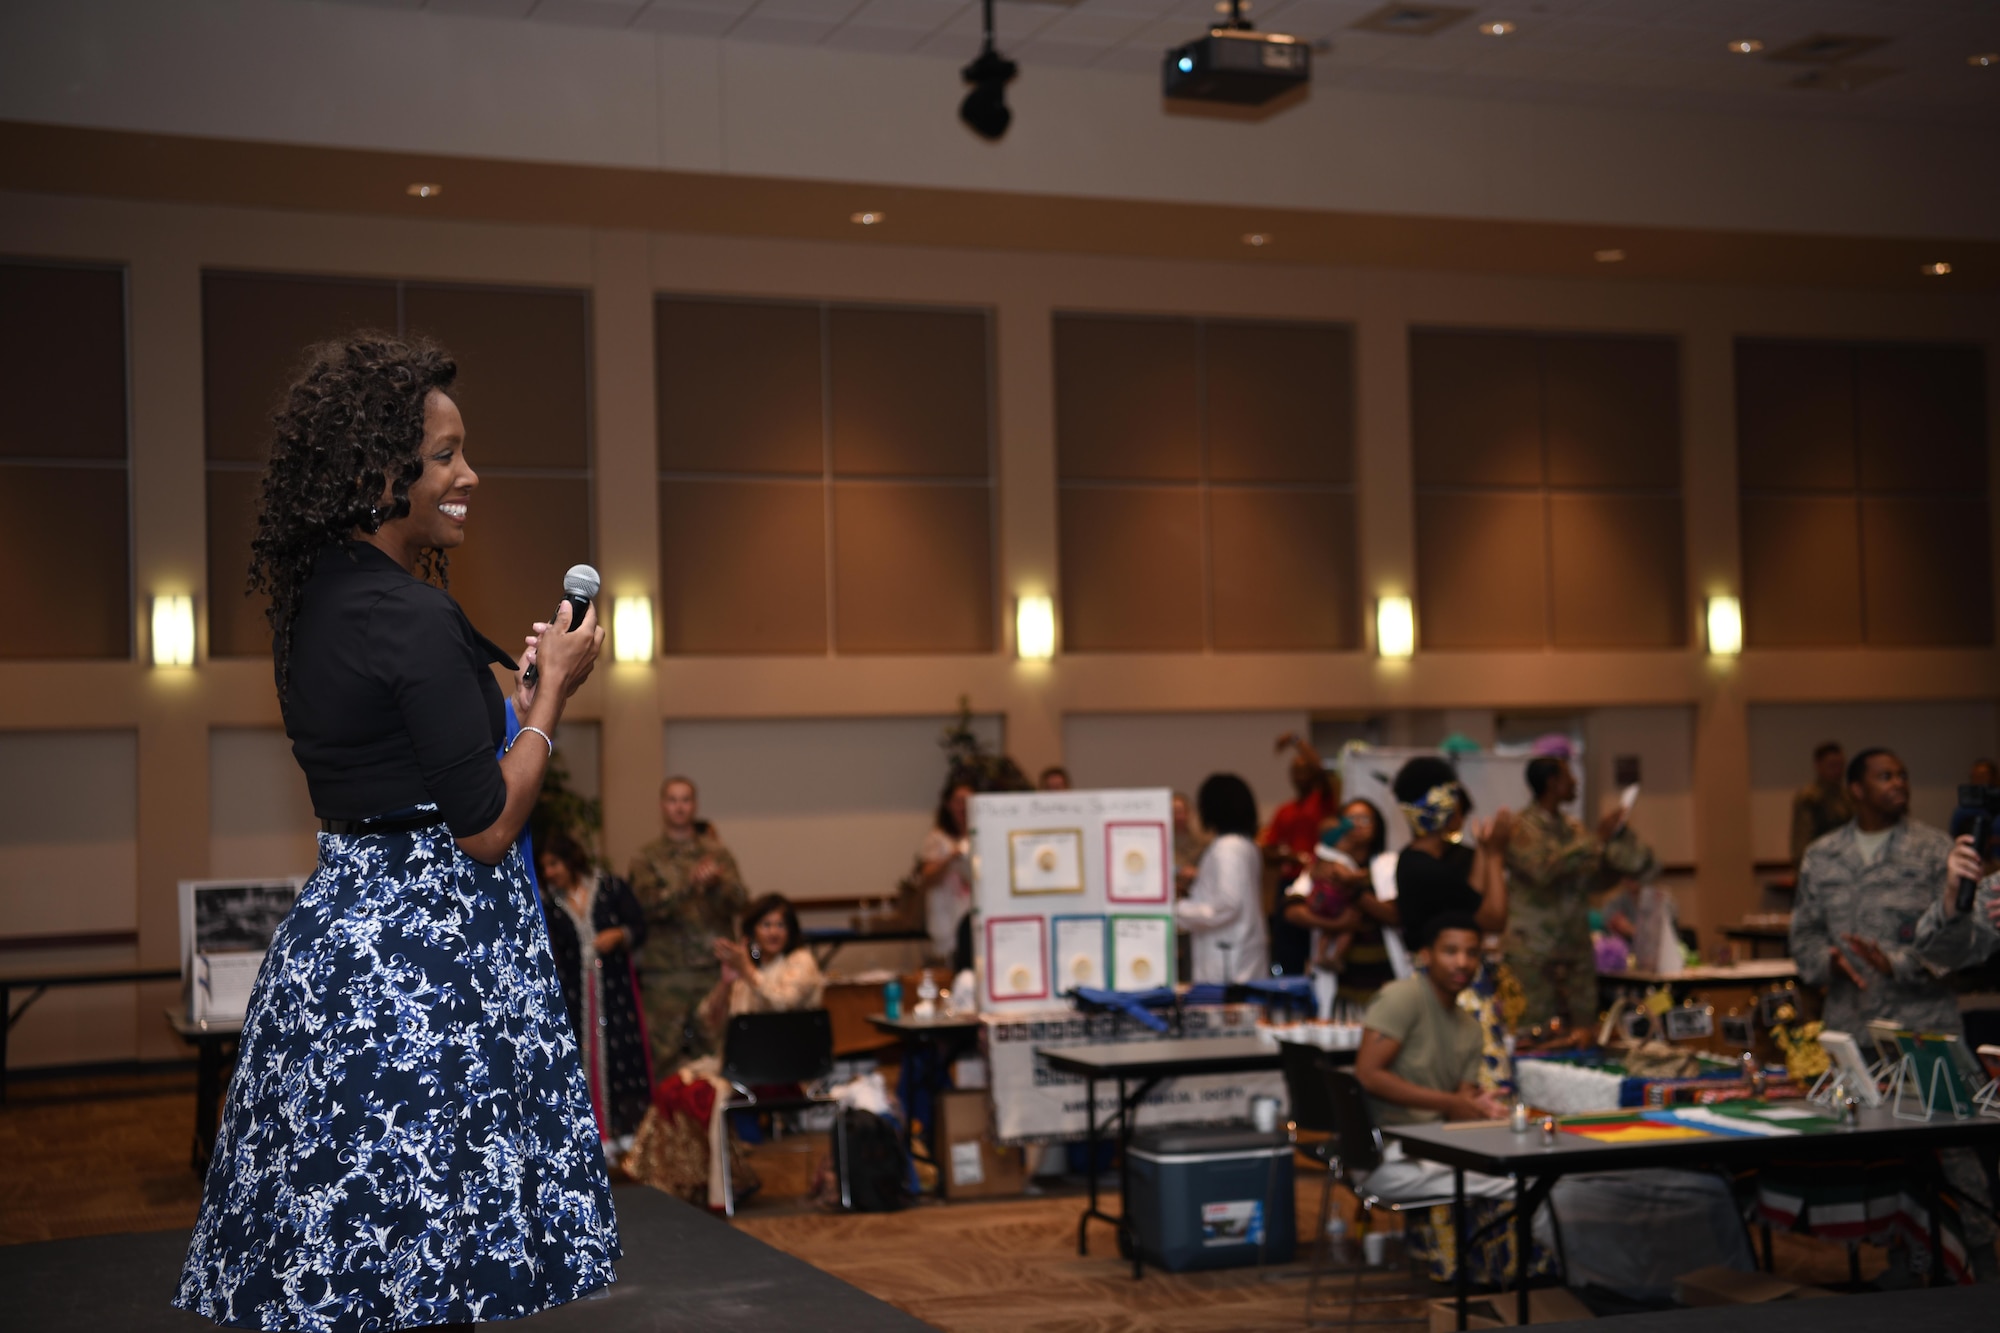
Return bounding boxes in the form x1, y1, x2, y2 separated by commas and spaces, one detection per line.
1162, 26, 1310, 105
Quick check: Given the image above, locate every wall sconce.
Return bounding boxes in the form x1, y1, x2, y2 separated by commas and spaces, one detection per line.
151, 594, 196, 667
1015, 594, 1055, 662
612, 596, 655, 664
1706, 595, 1743, 657
1375, 595, 1415, 660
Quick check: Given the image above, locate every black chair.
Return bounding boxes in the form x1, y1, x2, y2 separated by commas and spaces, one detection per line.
716, 1009, 839, 1217
1307, 1064, 1459, 1327
1278, 1041, 1344, 1257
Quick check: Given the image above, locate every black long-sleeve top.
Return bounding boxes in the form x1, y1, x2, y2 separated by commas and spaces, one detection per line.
281, 542, 518, 837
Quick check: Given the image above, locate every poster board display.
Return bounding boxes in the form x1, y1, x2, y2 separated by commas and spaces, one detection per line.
178, 877, 302, 1024
969, 788, 1174, 1014
984, 1006, 1286, 1143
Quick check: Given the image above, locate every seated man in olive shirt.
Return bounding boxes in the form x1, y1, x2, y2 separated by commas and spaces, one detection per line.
1353, 913, 1515, 1201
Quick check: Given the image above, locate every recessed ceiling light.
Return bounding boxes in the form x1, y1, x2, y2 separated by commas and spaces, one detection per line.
1594, 248, 1626, 263
1727, 38, 1763, 55
1971, 53, 1997, 67
406, 183, 442, 199
1921, 261, 1952, 277
1243, 233, 1272, 247
850, 211, 885, 226
1478, 20, 1515, 36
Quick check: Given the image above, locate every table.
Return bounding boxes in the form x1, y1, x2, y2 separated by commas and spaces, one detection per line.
163, 1011, 242, 1174
1598, 959, 1797, 1003
1722, 925, 1791, 960
0, 966, 179, 1100
0, 1183, 932, 1331
1037, 1035, 1289, 1278
1387, 1106, 2000, 1331
867, 1012, 983, 1194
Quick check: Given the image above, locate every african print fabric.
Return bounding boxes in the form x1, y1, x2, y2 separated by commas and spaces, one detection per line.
174, 822, 620, 1330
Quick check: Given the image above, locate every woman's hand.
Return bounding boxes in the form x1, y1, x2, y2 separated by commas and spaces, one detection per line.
1476, 809, 1515, 852
593, 927, 628, 954
532, 601, 604, 699
712, 937, 754, 976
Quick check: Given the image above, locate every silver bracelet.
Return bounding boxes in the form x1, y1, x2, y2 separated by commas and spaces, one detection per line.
508, 725, 554, 758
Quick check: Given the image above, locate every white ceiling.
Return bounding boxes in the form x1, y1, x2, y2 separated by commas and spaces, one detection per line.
306, 0, 1999, 121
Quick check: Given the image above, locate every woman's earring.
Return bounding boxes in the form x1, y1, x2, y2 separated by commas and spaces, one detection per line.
367, 506, 382, 531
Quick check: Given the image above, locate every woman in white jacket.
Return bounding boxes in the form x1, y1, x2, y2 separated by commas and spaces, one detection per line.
1177, 773, 1270, 983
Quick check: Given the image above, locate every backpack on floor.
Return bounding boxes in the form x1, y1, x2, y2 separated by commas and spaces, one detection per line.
829, 1109, 911, 1213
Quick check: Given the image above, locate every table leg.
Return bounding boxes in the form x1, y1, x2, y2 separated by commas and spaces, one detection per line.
192, 1036, 225, 1176
1078, 1072, 1098, 1256
925, 1036, 948, 1195
1454, 1168, 1469, 1332
1120, 1075, 1140, 1280
1514, 1176, 1531, 1325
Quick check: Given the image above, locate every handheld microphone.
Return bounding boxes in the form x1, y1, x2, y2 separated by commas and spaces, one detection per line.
523, 563, 600, 689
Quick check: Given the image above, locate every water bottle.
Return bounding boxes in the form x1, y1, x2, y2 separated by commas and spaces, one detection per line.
914, 969, 939, 1020
884, 977, 904, 1022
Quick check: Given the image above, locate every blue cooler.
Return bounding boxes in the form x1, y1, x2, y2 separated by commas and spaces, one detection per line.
1126, 1125, 1295, 1272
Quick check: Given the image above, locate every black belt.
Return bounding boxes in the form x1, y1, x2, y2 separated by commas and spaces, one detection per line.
320, 812, 448, 836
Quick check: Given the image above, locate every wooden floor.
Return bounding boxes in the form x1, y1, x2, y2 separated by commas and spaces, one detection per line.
1, 1064, 1888, 1330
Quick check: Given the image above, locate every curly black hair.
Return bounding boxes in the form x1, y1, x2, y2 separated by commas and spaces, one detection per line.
248, 333, 457, 694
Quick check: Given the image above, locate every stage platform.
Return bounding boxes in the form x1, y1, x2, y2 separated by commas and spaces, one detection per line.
0, 1184, 934, 1331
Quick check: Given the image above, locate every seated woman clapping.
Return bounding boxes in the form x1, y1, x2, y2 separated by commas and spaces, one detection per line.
626, 894, 824, 1210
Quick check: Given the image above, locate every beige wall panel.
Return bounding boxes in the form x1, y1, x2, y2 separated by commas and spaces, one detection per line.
444, 475, 592, 648
1410, 330, 1542, 487
1053, 316, 1200, 482
656, 297, 822, 475
205, 467, 266, 659
201, 273, 398, 463
659, 713, 1002, 903
658, 478, 826, 653
1854, 342, 1987, 494
1734, 339, 1854, 492
828, 306, 988, 479
0, 466, 129, 659
1739, 495, 1863, 646
1205, 320, 1353, 485
0, 730, 137, 937
208, 725, 316, 880
1058, 487, 1204, 650
1414, 491, 1548, 648
1062, 710, 1310, 826
403, 283, 590, 470
1543, 335, 1680, 488
1208, 488, 1358, 651
1579, 706, 1695, 866
1747, 701, 2000, 862
1548, 493, 1687, 648
0, 261, 126, 461
831, 483, 994, 654
1860, 496, 1994, 647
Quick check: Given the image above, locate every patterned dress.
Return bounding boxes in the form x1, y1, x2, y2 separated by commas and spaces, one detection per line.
174, 821, 621, 1330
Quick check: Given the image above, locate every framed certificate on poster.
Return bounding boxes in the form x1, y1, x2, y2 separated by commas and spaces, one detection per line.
1104, 821, 1168, 904
986, 915, 1050, 1003
1008, 828, 1084, 895
1109, 914, 1174, 992
1051, 914, 1108, 994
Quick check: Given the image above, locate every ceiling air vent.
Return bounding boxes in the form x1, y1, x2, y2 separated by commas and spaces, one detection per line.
1766, 32, 1890, 65
1349, 4, 1473, 37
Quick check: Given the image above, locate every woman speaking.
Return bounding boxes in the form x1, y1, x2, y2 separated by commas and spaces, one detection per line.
175, 336, 617, 1331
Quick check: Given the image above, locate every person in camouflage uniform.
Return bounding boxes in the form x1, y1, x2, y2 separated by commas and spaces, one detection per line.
628, 776, 749, 1075
1790, 740, 1852, 866
1503, 756, 1657, 1032
1792, 748, 1996, 1277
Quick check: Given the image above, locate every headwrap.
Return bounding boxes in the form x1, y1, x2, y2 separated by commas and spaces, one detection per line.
1399, 783, 1461, 838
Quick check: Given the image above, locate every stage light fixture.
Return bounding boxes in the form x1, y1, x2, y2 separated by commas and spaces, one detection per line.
151, 594, 195, 667
1921, 261, 1952, 277
1706, 596, 1743, 657
1375, 596, 1414, 660
960, 0, 1018, 141
613, 596, 655, 664
1016, 595, 1056, 662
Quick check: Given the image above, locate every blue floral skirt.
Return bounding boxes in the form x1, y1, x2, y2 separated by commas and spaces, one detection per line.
174, 825, 621, 1330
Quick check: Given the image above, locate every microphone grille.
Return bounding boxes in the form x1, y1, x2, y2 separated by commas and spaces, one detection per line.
563, 564, 601, 599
